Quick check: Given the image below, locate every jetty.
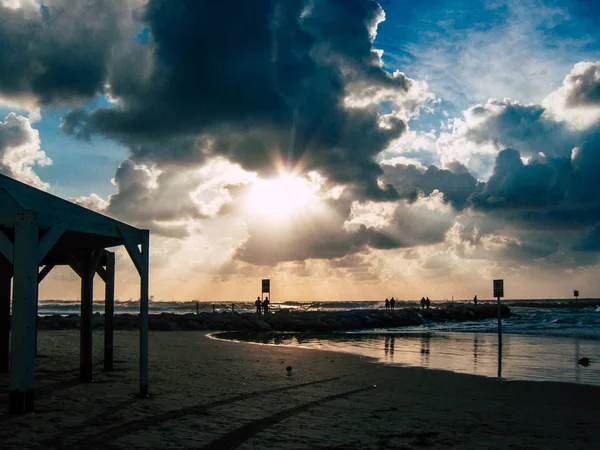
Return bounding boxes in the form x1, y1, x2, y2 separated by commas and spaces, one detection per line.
38, 303, 512, 333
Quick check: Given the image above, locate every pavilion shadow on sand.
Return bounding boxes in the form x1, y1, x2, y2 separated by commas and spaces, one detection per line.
0, 173, 149, 413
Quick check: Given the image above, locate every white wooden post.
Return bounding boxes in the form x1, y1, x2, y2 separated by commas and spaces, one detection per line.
80, 252, 94, 382
140, 230, 149, 397
117, 226, 150, 397
104, 252, 115, 372
9, 212, 38, 413
80, 250, 103, 382
0, 260, 11, 373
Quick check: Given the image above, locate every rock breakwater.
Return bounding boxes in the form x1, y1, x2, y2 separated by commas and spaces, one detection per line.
37, 304, 512, 332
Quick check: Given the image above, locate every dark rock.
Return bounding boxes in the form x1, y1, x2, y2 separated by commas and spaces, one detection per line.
35, 304, 513, 333
578, 357, 591, 367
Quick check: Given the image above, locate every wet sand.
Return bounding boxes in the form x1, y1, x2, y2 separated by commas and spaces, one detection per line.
1, 330, 599, 449
220, 331, 600, 386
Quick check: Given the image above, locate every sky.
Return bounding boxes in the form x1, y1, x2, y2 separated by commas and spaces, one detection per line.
1, 0, 600, 301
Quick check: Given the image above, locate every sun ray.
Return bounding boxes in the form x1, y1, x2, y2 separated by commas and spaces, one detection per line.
246, 173, 316, 219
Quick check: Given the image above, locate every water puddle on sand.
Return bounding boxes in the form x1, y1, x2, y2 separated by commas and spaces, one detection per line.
217, 331, 600, 386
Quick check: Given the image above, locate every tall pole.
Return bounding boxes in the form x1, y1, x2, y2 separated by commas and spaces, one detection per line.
497, 295, 502, 378
104, 252, 115, 372
497, 296, 502, 342
80, 252, 95, 382
0, 261, 11, 373
139, 230, 150, 398
9, 212, 38, 413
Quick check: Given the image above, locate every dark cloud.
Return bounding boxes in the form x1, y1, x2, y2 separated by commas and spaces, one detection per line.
470, 148, 570, 210
230, 187, 454, 265
61, 0, 431, 200
72, 159, 217, 238
497, 236, 561, 261
233, 196, 366, 265
470, 123, 600, 231
575, 225, 600, 252
106, 160, 206, 223
329, 254, 369, 269
382, 162, 478, 209
0, 1, 138, 107
463, 99, 574, 159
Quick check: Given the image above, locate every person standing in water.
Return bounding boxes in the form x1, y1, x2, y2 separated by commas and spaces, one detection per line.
255, 297, 262, 316
473, 295, 478, 308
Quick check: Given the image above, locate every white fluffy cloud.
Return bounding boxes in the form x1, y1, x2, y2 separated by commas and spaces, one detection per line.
344, 71, 436, 121
71, 157, 253, 238
544, 61, 600, 129
0, 112, 51, 189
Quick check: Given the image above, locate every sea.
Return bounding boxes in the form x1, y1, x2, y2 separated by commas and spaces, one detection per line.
38, 298, 600, 387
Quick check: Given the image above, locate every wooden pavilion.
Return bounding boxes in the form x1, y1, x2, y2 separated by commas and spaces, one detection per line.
0, 173, 149, 413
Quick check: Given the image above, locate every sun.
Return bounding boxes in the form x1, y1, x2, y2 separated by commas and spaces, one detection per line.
246, 174, 315, 218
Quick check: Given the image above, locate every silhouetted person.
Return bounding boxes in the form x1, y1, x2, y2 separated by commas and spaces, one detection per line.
473, 295, 478, 308
426, 297, 431, 309
263, 296, 270, 315
255, 297, 262, 316
420, 297, 426, 309
385, 298, 390, 310
390, 297, 395, 310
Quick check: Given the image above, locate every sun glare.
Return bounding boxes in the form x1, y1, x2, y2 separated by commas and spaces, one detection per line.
247, 174, 315, 218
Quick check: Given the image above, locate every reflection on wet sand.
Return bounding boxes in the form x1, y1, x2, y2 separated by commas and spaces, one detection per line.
575, 338, 580, 383
473, 335, 479, 373
420, 333, 431, 365
384, 335, 395, 362
498, 340, 502, 379
221, 331, 600, 386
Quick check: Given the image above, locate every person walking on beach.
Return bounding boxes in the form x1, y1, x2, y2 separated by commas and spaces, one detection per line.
473, 295, 478, 308
263, 296, 270, 315
385, 298, 390, 310
255, 297, 262, 316
390, 297, 396, 310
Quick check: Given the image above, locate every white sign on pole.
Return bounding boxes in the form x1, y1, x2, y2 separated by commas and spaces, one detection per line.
493, 279, 504, 298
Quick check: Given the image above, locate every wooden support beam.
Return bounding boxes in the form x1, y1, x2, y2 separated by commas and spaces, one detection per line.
96, 266, 107, 283
37, 264, 55, 283
66, 253, 84, 278
0, 262, 11, 373
9, 213, 38, 413
37, 222, 68, 264
104, 252, 115, 372
80, 250, 103, 383
117, 226, 144, 276
139, 230, 149, 397
0, 230, 13, 264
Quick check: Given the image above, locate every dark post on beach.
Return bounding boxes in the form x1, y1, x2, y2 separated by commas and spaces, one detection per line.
574, 289, 579, 300
493, 279, 504, 378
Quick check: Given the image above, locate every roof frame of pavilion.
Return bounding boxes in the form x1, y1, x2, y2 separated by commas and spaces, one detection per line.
0, 173, 150, 413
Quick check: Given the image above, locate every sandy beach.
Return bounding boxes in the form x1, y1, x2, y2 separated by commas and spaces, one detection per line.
1, 330, 599, 449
